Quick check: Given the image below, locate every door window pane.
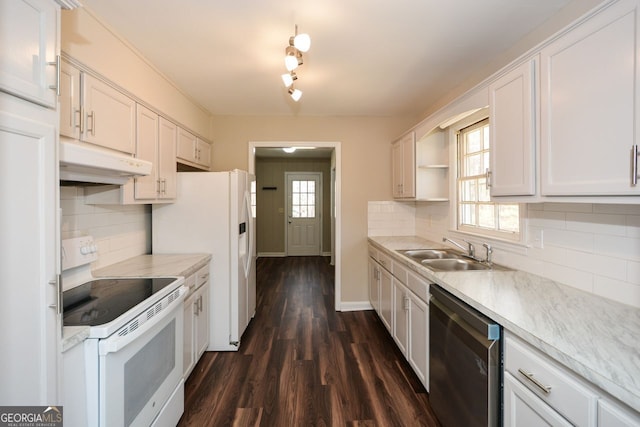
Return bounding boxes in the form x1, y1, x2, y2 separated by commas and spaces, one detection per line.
291, 180, 316, 218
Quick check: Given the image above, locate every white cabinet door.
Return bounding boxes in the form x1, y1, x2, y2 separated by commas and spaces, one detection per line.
540, 0, 640, 196
408, 292, 429, 389
0, 95, 59, 404
134, 104, 159, 199
598, 398, 640, 427
158, 117, 177, 199
196, 137, 211, 169
392, 281, 408, 356
177, 126, 197, 163
489, 58, 537, 196
195, 283, 210, 360
0, 0, 59, 108
183, 291, 195, 379
59, 60, 81, 139
82, 73, 135, 154
391, 132, 416, 198
379, 267, 393, 332
504, 372, 572, 427
368, 258, 380, 312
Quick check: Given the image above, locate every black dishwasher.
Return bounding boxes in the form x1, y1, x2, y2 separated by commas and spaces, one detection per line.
429, 285, 502, 427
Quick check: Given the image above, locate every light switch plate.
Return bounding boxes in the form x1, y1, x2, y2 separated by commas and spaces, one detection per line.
531, 228, 544, 249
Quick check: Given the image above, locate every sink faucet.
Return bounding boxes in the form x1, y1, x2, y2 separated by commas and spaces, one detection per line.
442, 237, 475, 259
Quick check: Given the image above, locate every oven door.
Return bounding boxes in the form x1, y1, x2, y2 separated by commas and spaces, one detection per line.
98, 289, 185, 427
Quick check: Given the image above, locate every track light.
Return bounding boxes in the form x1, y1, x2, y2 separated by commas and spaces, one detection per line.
283, 25, 309, 101
288, 87, 302, 102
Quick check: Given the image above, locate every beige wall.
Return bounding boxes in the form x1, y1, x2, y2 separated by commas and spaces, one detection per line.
210, 116, 413, 303
255, 157, 331, 255
61, 8, 212, 138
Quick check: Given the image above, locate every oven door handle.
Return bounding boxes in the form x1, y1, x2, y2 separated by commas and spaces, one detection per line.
99, 287, 186, 356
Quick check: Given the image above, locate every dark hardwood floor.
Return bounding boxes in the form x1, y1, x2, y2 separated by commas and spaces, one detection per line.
178, 256, 441, 426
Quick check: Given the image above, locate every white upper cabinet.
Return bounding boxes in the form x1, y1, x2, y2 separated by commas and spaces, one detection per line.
0, 0, 59, 108
540, 0, 640, 196
59, 61, 136, 155
177, 127, 211, 170
489, 58, 537, 197
82, 73, 136, 154
392, 131, 416, 199
59, 60, 80, 138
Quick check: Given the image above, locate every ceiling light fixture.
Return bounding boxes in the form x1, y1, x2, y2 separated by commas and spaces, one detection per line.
283, 25, 310, 102
288, 87, 302, 102
282, 147, 297, 153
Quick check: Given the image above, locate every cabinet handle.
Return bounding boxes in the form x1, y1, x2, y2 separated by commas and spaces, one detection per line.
156, 179, 161, 194
194, 298, 199, 315
199, 295, 203, 312
74, 109, 82, 131
47, 55, 60, 96
404, 296, 410, 311
161, 178, 166, 194
87, 111, 96, 136
486, 168, 492, 189
518, 368, 552, 395
632, 145, 638, 186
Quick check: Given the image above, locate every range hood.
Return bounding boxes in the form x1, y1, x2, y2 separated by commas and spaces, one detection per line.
59, 140, 152, 185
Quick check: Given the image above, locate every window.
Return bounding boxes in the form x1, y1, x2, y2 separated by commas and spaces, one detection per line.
291, 180, 316, 218
457, 118, 519, 238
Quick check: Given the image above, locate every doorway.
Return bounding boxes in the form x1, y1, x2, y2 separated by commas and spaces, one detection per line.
248, 141, 342, 311
285, 172, 322, 256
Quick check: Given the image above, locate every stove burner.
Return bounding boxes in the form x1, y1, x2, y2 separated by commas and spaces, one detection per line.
63, 277, 177, 327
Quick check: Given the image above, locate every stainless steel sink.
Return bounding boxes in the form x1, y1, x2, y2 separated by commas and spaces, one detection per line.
421, 258, 492, 271
399, 249, 464, 261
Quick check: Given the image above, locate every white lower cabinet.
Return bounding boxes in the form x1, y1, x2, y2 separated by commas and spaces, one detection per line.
392, 281, 409, 355
183, 266, 210, 379
407, 288, 429, 389
598, 398, 640, 427
504, 371, 573, 427
379, 267, 393, 332
504, 331, 640, 426
367, 245, 430, 390
368, 257, 380, 312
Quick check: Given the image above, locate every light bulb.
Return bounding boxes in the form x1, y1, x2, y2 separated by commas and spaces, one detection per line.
282, 147, 296, 153
293, 33, 311, 52
289, 88, 302, 102
281, 73, 296, 87
285, 54, 299, 71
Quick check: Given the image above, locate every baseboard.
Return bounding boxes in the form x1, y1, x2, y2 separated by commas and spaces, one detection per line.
257, 252, 286, 257
338, 301, 373, 312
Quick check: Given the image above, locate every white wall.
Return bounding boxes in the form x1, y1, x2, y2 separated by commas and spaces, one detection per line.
368, 200, 640, 308
60, 186, 150, 270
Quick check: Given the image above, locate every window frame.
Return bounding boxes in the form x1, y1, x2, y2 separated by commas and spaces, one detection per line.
449, 110, 525, 244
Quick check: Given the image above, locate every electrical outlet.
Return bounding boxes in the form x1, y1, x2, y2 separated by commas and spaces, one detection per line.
531, 229, 544, 249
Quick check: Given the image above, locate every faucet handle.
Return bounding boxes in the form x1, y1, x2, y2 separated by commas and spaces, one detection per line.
462, 239, 475, 257
482, 243, 493, 263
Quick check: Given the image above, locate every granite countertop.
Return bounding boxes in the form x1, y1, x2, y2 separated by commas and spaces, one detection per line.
368, 235, 640, 412
93, 253, 211, 278
61, 253, 211, 352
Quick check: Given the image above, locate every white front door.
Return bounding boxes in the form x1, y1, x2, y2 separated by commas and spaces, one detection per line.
286, 172, 321, 256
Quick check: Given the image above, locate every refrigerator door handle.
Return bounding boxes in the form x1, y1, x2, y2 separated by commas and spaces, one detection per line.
243, 191, 253, 278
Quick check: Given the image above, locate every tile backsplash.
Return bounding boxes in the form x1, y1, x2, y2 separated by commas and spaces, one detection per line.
368, 200, 640, 308
61, 186, 151, 269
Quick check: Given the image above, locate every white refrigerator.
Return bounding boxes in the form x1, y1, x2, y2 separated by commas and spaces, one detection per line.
152, 170, 256, 351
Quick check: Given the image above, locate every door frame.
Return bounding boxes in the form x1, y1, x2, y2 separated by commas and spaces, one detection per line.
248, 141, 342, 311
284, 171, 323, 256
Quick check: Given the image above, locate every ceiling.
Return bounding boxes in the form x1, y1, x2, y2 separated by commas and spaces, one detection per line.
81, 0, 570, 118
